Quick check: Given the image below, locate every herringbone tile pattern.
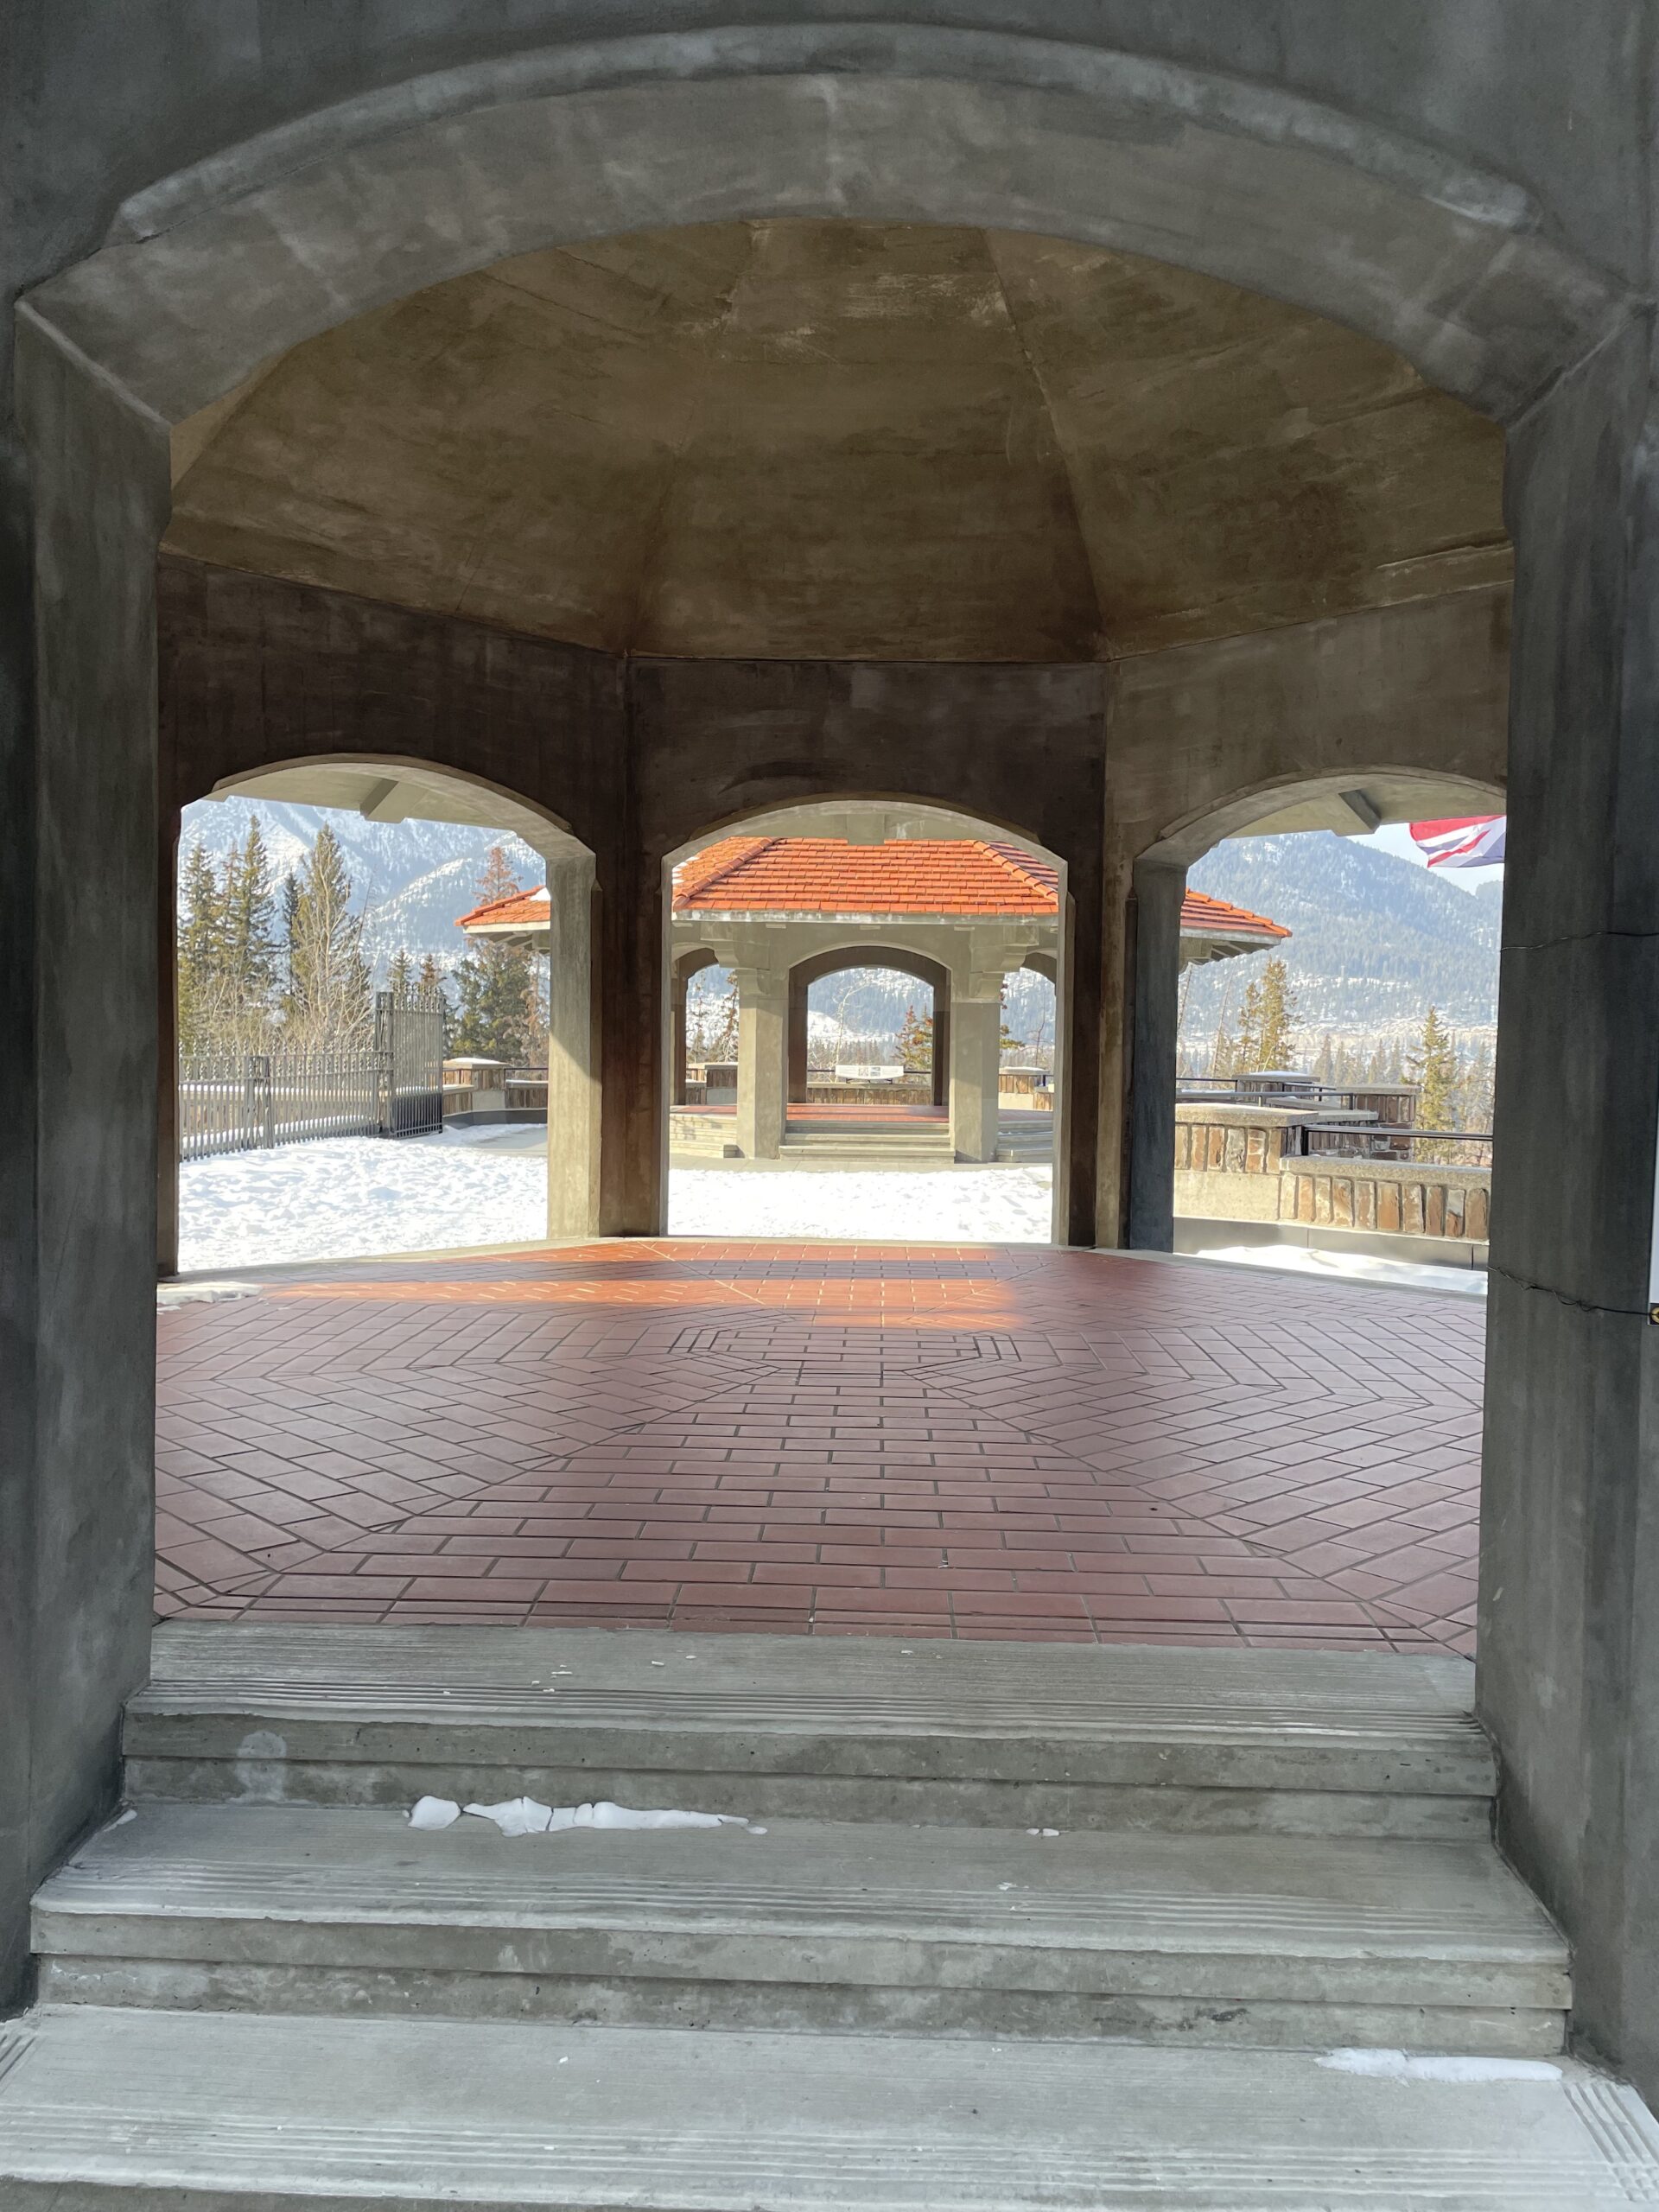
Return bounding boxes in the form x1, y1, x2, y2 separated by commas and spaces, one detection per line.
156, 1243, 1481, 1652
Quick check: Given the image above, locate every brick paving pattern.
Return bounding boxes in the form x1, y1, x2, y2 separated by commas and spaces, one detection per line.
156, 1243, 1481, 1652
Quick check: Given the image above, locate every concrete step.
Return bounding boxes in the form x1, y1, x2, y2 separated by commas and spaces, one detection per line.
34, 1803, 1568, 2052
124, 1627, 1495, 1837
2, 2006, 1653, 2209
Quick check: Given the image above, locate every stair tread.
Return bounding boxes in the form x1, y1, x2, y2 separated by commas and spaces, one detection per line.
0, 2006, 1649, 2209
121, 1631, 1495, 1835
36, 1805, 1563, 1968
131, 1626, 1481, 1746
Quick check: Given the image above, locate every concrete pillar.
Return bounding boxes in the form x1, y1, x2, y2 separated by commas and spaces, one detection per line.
735, 968, 786, 1160
1124, 861, 1186, 1251
543, 852, 602, 1241
671, 967, 690, 1108
3, 317, 171, 2007
156, 809, 181, 1277
596, 838, 664, 1235
950, 986, 1003, 1163
786, 969, 810, 1103
1477, 323, 1659, 2102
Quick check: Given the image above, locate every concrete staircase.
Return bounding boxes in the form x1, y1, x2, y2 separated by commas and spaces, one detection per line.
779, 1117, 957, 1164
995, 1110, 1054, 1162
4, 1625, 1656, 2207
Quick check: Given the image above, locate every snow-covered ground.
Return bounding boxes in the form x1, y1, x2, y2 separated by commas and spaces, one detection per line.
1189, 1243, 1487, 1297
176, 1130, 1054, 1271
670, 1166, 1052, 1244
177, 1131, 1484, 1292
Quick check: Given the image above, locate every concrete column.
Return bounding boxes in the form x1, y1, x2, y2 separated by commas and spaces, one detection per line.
543, 852, 602, 1241
735, 968, 786, 1160
1476, 322, 1659, 2102
156, 808, 181, 1277
950, 986, 1004, 1163
596, 836, 664, 1235
3, 317, 172, 2006
670, 966, 690, 1108
786, 969, 810, 1103
1124, 861, 1186, 1251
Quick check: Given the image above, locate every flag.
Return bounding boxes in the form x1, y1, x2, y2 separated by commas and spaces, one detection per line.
1409, 816, 1506, 869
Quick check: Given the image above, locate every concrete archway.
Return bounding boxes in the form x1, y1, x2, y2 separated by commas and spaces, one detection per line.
10, 32, 1658, 2091
164, 753, 602, 1269
22, 35, 1624, 431
1122, 766, 1510, 1253
785, 946, 952, 1111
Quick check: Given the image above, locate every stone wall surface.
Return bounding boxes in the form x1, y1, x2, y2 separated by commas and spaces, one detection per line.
1171, 1108, 1491, 1240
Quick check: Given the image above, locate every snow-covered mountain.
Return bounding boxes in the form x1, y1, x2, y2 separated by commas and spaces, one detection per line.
179, 801, 1501, 1053
1185, 832, 1501, 1049
178, 798, 543, 982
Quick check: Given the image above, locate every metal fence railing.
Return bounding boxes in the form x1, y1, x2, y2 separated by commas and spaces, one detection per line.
179, 991, 447, 1161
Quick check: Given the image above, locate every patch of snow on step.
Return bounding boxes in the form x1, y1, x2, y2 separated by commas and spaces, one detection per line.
1319, 2048, 1563, 2082
408, 1796, 761, 1837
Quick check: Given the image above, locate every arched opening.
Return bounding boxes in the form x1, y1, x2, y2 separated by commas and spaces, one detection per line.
657, 799, 1069, 1243
17, 41, 1655, 2096
162, 754, 598, 1274
1124, 768, 1507, 1274
786, 948, 952, 1114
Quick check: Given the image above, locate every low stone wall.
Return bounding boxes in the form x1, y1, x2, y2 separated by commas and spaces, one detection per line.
1173, 1106, 1490, 1243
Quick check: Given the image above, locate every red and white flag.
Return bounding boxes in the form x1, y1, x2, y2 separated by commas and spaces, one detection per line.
1409, 816, 1506, 869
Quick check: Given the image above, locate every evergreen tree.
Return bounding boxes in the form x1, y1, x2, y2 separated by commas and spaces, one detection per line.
1410, 1006, 1461, 1160
176, 838, 226, 1056
1246, 957, 1299, 1071
387, 949, 414, 1005
283, 823, 373, 1046
1313, 1033, 1335, 1085
450, 845, 539, 1063
219, 817, 279, 1040
416, 952, 445, 996
896, 1003, 934, 1073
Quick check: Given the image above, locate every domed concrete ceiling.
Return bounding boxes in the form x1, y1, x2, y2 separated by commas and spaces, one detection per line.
165, 220, 1508, 664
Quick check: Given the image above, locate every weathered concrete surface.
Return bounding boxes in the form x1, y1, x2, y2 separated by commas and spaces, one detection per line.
1478, 320, 1659, 2098
8, 2005, 1654, 2209
160, 219, 1506, 664
1098, 586, 1510, 1248
4, 0, 1658, 2093
4, 318, 170, 2012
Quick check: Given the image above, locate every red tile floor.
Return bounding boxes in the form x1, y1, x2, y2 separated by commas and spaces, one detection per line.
156, 1243, 1481, 1653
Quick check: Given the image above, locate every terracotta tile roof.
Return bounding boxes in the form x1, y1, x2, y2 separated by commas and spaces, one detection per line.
670, 837, 1060, 917
456, 849, 1287, 946
1180, 889, 1291, 944
454, 885, 550, 930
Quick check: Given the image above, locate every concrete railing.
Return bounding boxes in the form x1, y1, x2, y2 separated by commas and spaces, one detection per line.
1173, 1105, 1490, 1243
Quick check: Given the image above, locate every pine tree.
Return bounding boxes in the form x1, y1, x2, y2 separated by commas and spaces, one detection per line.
1410, 1006, 1461, 1161
387, 949, 414, 1005
283, 823, 373, 1046
219, 817, 279, 1042
896, 1002, 934, 1073
176, 838, 226, 1056
450, 845, 539, 1063
1250, 957, 1299, 1071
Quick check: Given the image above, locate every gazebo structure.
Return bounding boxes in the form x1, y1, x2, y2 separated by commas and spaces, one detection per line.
459, 836, 1288, 1163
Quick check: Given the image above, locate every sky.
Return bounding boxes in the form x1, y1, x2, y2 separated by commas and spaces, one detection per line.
1354, 820, 1503, 896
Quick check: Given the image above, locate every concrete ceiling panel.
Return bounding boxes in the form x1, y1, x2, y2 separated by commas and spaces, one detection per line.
164, 218, 1506, 664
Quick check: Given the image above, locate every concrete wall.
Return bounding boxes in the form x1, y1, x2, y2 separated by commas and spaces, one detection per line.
1171, 1108, 1492, 1240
